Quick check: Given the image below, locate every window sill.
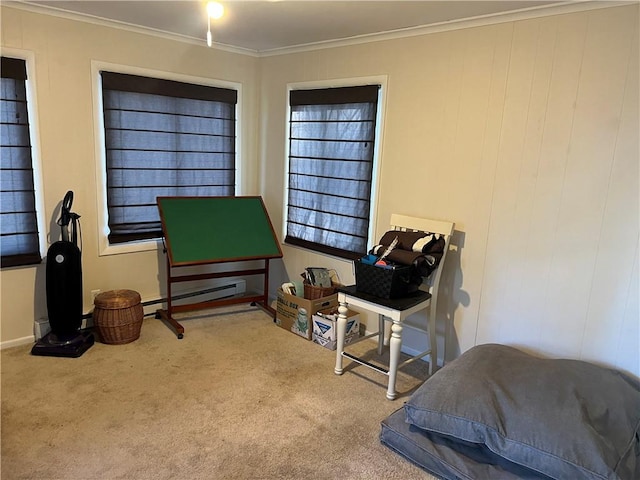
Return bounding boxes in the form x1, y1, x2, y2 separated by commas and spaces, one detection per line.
99, 238, 163, 257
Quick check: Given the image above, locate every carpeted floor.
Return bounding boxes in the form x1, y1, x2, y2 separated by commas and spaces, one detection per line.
1, 305, 436, 479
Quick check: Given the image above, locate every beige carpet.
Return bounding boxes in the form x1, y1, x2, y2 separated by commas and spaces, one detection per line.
1, 305, 436, 479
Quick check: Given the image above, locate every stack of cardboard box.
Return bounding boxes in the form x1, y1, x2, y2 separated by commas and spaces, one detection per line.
275, 288, 338, 340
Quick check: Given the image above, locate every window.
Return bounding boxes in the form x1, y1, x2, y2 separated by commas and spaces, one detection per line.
0, 56, 41, 268
285, 85, 380, 259
100, 71, 238, 244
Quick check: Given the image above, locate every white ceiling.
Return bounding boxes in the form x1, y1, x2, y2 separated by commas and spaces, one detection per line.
15, 1, 574, 53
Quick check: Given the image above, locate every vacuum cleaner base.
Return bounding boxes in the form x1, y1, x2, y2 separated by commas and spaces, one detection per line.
31, 330, 95, 358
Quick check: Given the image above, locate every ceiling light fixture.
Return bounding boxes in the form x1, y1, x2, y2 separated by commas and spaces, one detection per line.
206, 1, 224, 47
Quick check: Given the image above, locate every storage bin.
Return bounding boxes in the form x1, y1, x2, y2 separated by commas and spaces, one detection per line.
354, 260, 420, 299
93, 289, 144, 344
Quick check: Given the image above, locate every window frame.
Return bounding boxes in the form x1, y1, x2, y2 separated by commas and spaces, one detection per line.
283, 76, 387, 260
91, 61, 243, 256
0, 48, 46, 269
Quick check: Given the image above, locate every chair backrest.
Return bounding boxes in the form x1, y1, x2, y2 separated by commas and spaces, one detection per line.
389, 214, 454, 295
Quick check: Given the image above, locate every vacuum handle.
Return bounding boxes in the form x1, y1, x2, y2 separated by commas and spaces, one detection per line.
58, 191, 74, 228
57, 191, 79, 244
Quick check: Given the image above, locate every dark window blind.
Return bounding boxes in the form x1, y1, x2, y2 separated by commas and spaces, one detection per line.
286, 85, 379, 259
0, 56, 41, 268
101, 71, 238, 244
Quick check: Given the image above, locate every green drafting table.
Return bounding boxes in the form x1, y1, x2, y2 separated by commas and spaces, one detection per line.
156, 196, 283, 338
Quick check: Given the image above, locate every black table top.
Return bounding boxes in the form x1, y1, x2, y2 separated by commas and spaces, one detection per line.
337, 285, 432, 311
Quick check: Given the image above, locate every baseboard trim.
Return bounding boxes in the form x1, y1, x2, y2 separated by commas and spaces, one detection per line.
1, 336, 35, 350
2, 280, 248, 351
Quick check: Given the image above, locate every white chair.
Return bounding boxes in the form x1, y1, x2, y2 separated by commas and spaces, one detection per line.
334, 214, 454, 400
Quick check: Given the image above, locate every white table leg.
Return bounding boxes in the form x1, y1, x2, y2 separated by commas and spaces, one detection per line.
377, 314, 385, 355
334, 301, 349, 375
428, 301, 437, 376
387, 320, 402, 400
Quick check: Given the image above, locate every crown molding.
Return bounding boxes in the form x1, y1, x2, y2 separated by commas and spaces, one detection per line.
3, 1, 259, 57
3, 1, 635, 58
259, 1, 635, 57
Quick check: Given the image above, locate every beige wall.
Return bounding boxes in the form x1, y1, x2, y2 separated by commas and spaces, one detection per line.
0, 7, 260, 343
2, 4, 638, 377
259, 4, 639, 375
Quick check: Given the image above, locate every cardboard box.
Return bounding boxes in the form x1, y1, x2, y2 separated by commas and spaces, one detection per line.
275, 288, 338, 340
312, 307, 360, 350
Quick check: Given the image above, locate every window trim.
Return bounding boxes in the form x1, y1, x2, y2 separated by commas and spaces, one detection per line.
283, 75, 387, 259
1, 48, 46, 269
91, 61, 243, 256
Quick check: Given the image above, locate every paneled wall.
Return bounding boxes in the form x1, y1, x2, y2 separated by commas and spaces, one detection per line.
475, 8, 639, 367
259, 4, 639, 376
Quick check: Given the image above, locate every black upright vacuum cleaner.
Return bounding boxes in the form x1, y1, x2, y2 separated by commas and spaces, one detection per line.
31, 191, 94, 358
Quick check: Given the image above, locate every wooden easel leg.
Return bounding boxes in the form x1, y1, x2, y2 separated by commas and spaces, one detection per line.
251, 258, 276, 318
157, 250, 185, 339
155, 309, 185, 339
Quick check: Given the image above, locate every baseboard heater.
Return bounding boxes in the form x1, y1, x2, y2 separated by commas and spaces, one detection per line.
78, 280, 246, 321
34, 280, 247, 342
140, 280, 247, 317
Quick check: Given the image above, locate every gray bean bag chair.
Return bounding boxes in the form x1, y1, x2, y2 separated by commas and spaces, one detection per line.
381, 344, 640, 479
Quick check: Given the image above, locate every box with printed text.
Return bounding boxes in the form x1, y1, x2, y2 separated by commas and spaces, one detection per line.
275, 288, 338, 340
312, 307, 360, 350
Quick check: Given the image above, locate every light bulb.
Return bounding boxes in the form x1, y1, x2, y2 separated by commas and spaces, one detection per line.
207, 29, 212, 47
207, 2, 224, 19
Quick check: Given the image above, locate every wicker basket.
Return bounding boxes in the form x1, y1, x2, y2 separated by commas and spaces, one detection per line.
93, 289, 144, 345
303, 282, 339, 300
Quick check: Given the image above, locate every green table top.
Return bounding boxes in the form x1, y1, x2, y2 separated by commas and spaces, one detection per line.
157, 196, 283, 266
